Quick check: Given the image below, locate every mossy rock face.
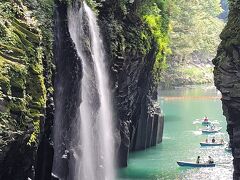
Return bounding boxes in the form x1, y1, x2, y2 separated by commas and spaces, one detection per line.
213, 0, 240, 179
0, 0, 53, 179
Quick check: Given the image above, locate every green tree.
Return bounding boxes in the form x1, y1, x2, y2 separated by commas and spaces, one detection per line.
170, 0, 225, 60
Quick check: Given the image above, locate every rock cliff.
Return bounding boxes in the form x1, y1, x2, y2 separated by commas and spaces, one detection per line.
213, 0, 240, 179
0, 1, 43, 179
98, 0, 164, 167
0, 0, 54, 179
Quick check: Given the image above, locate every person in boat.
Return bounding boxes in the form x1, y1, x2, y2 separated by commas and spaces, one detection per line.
211, 124, 215, 130
205, 138, 208, 143
220, 138, 224, 144
196, 156, 200, 164
208, 156, 214, 164
212, 137, 216, 143
204, 116, 208, 122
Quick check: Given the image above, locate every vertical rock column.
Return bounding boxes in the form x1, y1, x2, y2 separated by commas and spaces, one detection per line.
213, 1, 240, 179
98, 1, 165, 166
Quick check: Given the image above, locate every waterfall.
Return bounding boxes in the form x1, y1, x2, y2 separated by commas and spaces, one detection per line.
52, 1, 115, 180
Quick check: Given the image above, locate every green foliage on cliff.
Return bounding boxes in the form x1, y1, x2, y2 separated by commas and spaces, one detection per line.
143, 4, 170, 59
137, 0, 172, 82
86, 0, 102, 11
97, 0, 172, 83
219, 0, 240, 49
0, 0, 52, 147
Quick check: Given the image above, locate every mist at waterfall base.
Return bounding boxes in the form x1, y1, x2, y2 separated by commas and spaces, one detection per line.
52, 2, 115, 180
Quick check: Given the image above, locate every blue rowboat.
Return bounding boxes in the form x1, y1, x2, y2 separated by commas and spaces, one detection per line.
200, 142, 224, 146
202, 121, 211, 125
225, 147, 232, 152
177, 161, 215, 167
202, 127, 222, 133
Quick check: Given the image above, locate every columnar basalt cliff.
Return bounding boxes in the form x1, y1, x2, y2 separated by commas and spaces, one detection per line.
213, 0, 240, 179
98, 0, 164, 167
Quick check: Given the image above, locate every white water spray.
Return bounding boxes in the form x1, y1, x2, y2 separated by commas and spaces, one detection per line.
68, 2, 115, 180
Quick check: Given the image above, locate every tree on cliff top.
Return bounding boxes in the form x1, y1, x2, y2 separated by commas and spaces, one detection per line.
169, 0, 225, 61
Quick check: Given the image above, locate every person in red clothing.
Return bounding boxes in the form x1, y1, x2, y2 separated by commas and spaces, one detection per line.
204, 116, 208, 122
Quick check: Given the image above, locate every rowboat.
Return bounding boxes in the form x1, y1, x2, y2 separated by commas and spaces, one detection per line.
177, 161, 215, 167
225, 146, 232, 152
202, 121, 211, 125
193, 118, 213, 125
202, 127, 222, 133
200, 142, 224, 146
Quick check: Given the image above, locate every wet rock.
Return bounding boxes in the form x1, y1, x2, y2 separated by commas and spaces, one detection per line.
213, 1, 240, 179
0, 135, 35, 180
35, 136, 54, 180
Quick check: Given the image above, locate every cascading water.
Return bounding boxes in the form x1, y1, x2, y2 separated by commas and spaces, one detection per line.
53, 1, 115, 180
80, 4, 116, 180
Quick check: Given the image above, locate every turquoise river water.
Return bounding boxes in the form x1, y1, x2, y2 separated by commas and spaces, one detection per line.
118, 85, 233, 180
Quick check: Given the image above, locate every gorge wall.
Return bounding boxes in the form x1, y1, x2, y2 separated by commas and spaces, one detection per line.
213, 0, 240, 179
0, 0, 54, 179
0, 0, 164, 179
98, 0, 164, 167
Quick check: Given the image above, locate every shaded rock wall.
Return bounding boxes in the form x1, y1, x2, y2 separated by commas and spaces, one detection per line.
36, 0, 84, 179
51, 1, 83, 179
213, 0, 240, 179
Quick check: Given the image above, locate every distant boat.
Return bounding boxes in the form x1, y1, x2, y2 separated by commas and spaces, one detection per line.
225, 145, 232, 152
194, 118, 216, 126
202, 127, 222, 133
200, 142, 224, 146
225, 147, 232, 152
202, 121, 212, 125
177, 161, 215, 167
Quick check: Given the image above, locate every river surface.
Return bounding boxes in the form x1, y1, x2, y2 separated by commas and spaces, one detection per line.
118, 85, 233, 180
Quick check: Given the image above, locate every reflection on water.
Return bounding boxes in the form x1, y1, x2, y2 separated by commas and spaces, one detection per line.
161, 96, 220, 101
118, 85, 233, 180
159, 85, 220, 97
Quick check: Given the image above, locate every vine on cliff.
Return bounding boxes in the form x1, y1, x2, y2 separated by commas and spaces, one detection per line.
139, 0, 171, 83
